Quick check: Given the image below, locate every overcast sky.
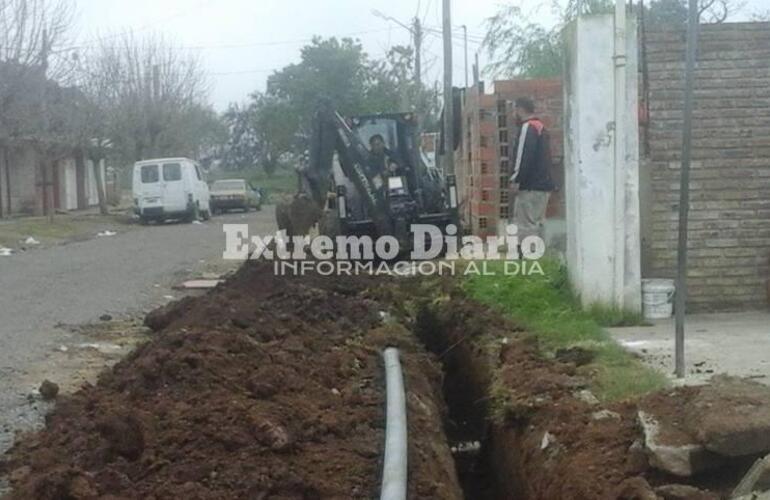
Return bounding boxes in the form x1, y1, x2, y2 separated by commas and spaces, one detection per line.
75, 0, 767, 111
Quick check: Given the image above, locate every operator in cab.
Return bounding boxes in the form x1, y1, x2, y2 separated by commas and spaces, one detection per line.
368, 134, 402, 177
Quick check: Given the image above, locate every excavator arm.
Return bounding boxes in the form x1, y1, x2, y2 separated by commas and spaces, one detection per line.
303, 100, 392, 236
277, 100, 457, 247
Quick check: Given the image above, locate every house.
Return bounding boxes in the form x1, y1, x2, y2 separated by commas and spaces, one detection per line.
0, 143, 106, 216
0, 61, 107, 217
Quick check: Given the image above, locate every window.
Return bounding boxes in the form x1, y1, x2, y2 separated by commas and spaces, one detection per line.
481, 190, 490, 201
497, 99, 507, 113
480, 136, 489, 147
500, 145, 510, 158
500, 160, 510, 174
479, 109, 489, 121
163, 163, 182, 181
499, 130, 509, 144
140, 165, 159, 183
479, 217, 488, 229
481, 162, 489, 174
500, 205, 509, 219
498, 114, 507, 128
500, 190, 509, 204
500, 176, 509, 189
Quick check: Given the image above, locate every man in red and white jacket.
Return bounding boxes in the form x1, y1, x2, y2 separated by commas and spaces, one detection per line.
509, 97, 555, 241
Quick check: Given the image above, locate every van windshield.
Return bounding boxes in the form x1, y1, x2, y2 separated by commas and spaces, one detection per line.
140, 165, 159, 183
163, 163, 182, 181
211, 180, 246, 192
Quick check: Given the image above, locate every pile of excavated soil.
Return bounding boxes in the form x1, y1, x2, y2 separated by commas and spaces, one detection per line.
1, 262, 462, 499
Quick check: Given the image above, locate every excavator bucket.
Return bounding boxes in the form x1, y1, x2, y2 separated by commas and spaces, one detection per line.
276, 195, 323, 237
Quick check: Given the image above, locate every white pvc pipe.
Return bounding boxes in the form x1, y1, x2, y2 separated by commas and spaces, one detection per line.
380, 347, 408, 500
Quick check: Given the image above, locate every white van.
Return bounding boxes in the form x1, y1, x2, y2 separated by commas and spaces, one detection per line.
132, 158, 211, 224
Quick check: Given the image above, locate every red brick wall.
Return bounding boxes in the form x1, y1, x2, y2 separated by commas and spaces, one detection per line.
456, 78, 564, 237
495, 80, 564, 218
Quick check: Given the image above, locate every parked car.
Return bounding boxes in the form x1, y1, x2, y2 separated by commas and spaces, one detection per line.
132, 158, 211, 224
209, 179, 262, 213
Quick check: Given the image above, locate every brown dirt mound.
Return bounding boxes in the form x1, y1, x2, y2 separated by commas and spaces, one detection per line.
1, 262, 462, 499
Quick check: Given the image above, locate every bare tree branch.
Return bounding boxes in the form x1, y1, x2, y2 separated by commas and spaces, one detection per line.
73, 32, 214, 164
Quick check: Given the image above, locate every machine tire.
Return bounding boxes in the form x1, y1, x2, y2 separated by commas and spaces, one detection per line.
186, 203, 200, 223
319, 210, 341, 239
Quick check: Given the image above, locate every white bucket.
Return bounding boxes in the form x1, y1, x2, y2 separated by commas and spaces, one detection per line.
642, 279, 675, 320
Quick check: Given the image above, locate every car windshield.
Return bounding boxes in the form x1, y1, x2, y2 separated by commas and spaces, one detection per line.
211, 180, 246, 191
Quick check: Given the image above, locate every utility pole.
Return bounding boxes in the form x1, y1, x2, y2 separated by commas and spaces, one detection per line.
413, 17, 422, 87
151, 64, 161, 156
372, 10, 423, 94
462, 25, 469, 88
152, 64, 160, 102
40, 29, 54, 223
442, 0, 454, 176
674, 0, 699, 379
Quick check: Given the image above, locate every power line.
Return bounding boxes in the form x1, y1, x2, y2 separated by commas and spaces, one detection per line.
60, 27, 395, 54
421, 0, 433, 25
210, 68, 275, 76
56, 0, 216, 53
435, 28, 485, 44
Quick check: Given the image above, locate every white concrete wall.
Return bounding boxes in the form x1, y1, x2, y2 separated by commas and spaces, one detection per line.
57, 158, 78, 211
7, 147, 39, 214
622, 21, 642, 313
564, 14, 641, 311
85, 159, 106, 207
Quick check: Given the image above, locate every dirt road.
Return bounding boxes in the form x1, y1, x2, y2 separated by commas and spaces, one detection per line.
0, 208, 276, 457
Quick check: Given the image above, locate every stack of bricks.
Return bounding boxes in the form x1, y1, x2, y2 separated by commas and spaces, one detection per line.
643, 22, 770, 311
456, 79, 563, 237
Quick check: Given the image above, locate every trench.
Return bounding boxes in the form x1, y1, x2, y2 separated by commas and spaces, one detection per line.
413, 304, 514, 500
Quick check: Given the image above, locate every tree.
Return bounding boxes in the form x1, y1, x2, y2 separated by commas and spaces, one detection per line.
0, 0, 75, 80
483, 1, 611, 79
76, 34, 214, 162
644, 0, 689, 26
0, 0, 76, 218
250, 94, 299, 174
222, 37, 436, 173
69, 33, 216, 212
221, 102, 260, 170
367, 45, 439, 126
0, 0, 76, 140
644, 0, 743, 26
483, 0, 742, 79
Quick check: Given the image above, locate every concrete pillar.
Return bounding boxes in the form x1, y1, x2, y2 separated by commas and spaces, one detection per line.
564, 14, 641, 312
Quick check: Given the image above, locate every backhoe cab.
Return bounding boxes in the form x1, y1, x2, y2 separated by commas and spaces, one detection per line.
277, 101, 458, 254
